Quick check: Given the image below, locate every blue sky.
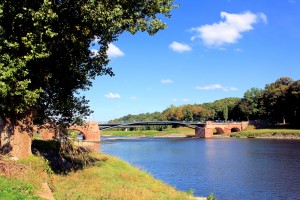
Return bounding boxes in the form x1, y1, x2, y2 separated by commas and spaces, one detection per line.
85, 0, 300, 122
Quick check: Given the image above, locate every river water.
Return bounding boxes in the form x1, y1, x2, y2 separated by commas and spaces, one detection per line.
100, 137, 300, 199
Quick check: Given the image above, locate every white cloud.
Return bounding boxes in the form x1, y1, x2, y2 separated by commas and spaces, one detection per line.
107, 43, 125, 58
195, 84, 237, 92
104, 92, 121, 99
172, 98, 178, 102
90, 43, 125, 58
183, 98, 190, 102
161, 79, 174, 84
169, 41, 192, 53
191, 11, 267, 47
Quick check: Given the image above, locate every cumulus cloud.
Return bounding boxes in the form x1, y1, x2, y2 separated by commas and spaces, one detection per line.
191, 11, 267, 47
90, 43, 124, 58
169, 41, 192, 53
107, 43, 125, 58
182, 98, 190, 102
104, 92, 121, 99
195, 84, 237, 92
161, 79, 174, 84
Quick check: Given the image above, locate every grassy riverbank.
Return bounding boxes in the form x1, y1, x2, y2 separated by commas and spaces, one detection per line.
102, 127, 195, 137
102, 126, 300, 139
230, 126, 300, 139
0, 140, 199, 200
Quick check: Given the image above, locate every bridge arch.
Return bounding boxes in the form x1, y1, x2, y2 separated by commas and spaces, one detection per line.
213, 127, 225, 135
231, 127, 241, 132
68, 122, 100, 141
68, 126, 86, 140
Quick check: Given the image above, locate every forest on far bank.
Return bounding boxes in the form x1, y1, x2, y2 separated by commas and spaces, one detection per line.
109, 77, 300, 127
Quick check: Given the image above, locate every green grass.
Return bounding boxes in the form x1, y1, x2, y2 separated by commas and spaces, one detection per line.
1, 141, 197, 200
102, 127, 195, 137
52, 152, 193, 199
231, 128, 300, 138
0, 176, 41, 200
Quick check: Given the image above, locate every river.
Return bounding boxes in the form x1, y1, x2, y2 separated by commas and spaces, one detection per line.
100, 137, 300, 199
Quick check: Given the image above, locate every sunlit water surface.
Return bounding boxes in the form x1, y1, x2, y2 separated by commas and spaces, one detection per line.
99, 137, 300, 199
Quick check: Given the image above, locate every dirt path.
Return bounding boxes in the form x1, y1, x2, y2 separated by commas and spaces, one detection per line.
35, 182, 55, 200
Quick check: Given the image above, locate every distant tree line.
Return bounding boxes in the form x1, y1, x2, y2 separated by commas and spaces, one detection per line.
109, 77, 300, 126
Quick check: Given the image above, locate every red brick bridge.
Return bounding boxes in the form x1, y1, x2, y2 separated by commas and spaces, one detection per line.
100, 121, 248, 138
195, 121, 249, 138
37, 121, 247, 140
37, 121, 100, 141
68, 121, 100, 141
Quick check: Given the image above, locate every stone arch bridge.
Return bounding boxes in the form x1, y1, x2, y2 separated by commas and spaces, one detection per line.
37, 121, 248, 141
100, 121, 248, 138
68, 121, 100, 141
36, 121, 100, 141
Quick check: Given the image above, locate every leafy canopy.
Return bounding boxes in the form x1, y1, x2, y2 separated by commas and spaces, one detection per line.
0, 0, 176, 124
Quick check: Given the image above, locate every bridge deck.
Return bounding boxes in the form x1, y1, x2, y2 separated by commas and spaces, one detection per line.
99, 121, 206, 130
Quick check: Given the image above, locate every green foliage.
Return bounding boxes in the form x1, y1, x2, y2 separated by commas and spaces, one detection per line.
68, 129, 81, 139
110, 111, 162, 123
237, 77, 300, 124
207, 193, 217, 200
202, 98, 240, 121
223, 106, 228, 121
0, 176, 41, 199
186, 188, 194, 196
32, 139, 98, 174
103, 127, 194, 137
231, 128, 300, 138
0, 0, 176, 126
110, 77, 300, 126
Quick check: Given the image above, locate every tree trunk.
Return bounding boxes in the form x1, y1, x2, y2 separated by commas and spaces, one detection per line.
0, 117, 33, 158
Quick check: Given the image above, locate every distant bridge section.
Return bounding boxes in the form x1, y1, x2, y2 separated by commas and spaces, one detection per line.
99, 121, 205, 131
99, 121, 248, 138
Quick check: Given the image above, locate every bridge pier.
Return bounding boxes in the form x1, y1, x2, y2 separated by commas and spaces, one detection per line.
195, 121, 248, 138
195, 127, 213, 138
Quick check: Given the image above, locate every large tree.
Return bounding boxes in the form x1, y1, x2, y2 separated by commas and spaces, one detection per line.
0, 0, 176, 157
284, 80, 300, 125
260, 77, 293, 123
237, 88, 262, 120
